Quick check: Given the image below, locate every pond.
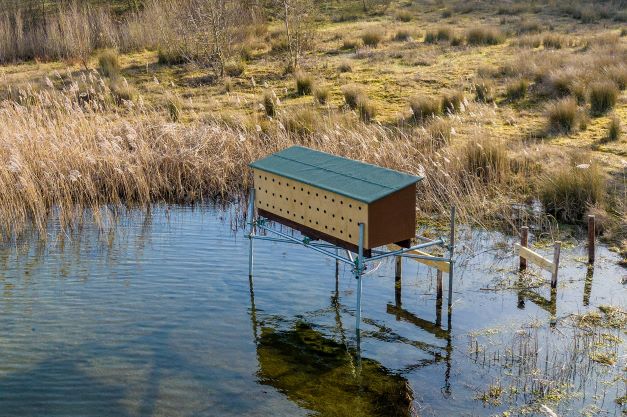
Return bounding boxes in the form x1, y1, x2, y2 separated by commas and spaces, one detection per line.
0, 206, 624, 417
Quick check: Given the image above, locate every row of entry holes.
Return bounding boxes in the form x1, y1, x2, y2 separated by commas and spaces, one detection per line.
258, 174, 363, 210
256, 181, 358, 239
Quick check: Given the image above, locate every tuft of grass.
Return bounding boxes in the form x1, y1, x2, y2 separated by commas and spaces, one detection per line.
607, 114, 621, 141
224, 61, 245, 77
547, 97, 579, 134
424, 27, 452, 43
427, 117, 452, 146
605, 65, 627, 90
313, 85, 330, 104
513, 34, 542, 48
356, 96, 376, 122
393, 29, 412, 42
466, 27, 504, 45
341, 38, 362, 50
282, 107, 320, 135
589, 81, 618, 115
295, 72, 314, 96
505, 78, 528, 100
409, 96, 441, 121
542, 34, 572, 49
157, 49, 187, 65
361, 29, 384, 47
109, 78, 137, 103
395, 10, 412, 22
223, 77, 234, 93
463, 137, 510, 183
337, 60, 353, 73
165, 94, 182, 122
263, 90, 277, 117
474, 79, 494, 103
441, 90, 465, 114
341, 84, 365, 109
98, 49, 120, 78
540, 162, 606, 223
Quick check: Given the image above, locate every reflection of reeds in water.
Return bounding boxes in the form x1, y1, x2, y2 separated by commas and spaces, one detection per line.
256, 323, 415, 417
468, 306, 625, 414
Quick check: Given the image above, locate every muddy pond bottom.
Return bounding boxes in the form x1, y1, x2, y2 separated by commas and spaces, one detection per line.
0, 206, 624, 417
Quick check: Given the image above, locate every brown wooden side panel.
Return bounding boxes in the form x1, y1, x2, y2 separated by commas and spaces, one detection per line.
258, 209, 372, 257
367, 184, 416, 248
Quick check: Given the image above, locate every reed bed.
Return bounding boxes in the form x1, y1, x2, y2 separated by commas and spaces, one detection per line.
0, 74, 534, 237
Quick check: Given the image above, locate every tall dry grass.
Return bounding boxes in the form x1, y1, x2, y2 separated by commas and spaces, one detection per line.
0, 72, 543, 236
0, 0, 231, 65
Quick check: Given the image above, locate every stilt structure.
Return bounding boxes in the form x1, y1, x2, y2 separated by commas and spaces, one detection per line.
247, 146, 456, 333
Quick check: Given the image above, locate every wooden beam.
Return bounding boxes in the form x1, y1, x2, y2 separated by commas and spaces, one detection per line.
515, 244, 555, 274
388, 244, 450, 273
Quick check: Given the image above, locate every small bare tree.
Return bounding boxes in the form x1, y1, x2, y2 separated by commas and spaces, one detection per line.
277, 0, 313, 71
184, 0, 243, 77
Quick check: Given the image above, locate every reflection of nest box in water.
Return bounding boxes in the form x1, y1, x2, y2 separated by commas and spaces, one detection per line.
250, 146, 422, 254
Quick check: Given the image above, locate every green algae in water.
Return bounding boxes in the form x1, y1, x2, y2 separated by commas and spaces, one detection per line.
256, 323, 415, 417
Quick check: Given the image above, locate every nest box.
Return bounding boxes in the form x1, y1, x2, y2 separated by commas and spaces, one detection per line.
249, 146, 422, 255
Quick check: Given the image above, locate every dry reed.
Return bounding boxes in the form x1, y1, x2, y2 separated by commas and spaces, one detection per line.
0, 73, 535, 236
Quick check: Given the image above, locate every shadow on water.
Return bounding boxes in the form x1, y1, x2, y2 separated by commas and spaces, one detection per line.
249, 271, 416, 417
255, 323, 415, 417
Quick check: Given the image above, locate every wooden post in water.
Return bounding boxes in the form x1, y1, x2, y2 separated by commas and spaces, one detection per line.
551, 241, 561, 289
395, 256, 402, 284
436, 270, 443, 302
394, 257, 402, 307
519, 226, 528, 271
587, 215, 595, 264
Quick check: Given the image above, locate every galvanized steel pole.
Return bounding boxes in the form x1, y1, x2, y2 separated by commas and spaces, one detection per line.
447, 205, 456, 309
248, 188, 255, 278
355, 223, 365, 332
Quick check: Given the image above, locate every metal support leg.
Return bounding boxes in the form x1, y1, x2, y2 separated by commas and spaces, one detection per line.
447, 205, 456, 309
355, 223, 365, 332
248, 188, 256, 278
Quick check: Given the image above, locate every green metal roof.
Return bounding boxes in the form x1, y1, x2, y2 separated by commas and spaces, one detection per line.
249, 146, 422, 204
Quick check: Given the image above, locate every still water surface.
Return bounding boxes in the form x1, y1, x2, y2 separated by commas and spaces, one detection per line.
0, 206, 624, 417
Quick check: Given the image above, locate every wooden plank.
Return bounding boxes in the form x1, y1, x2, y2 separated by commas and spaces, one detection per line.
388, 244, 450, 273
515, 244, 555, 273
